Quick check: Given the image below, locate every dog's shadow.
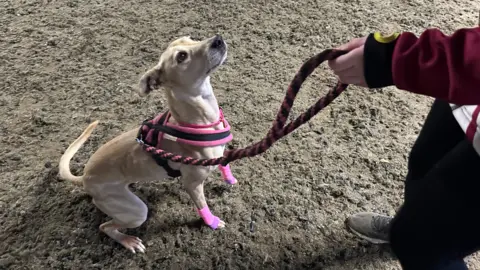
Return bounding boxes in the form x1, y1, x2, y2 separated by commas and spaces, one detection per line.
1, 164, 220, 262
126, 180, 205, 238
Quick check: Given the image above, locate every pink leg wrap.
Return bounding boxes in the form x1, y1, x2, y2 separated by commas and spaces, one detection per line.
219, 164, 237, 185
197, 206, 220, 230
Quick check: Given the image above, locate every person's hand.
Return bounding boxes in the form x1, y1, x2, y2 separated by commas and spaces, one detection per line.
328, 37, 368, 87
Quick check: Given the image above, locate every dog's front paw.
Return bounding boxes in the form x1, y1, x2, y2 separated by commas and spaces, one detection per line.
207, 216, 225, 230
224, 178, 237, 185
216, 218, 226, 229
219, 164, 237, 185
198, 206, 225, 230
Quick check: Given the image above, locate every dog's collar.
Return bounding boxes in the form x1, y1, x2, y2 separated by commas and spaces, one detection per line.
138, 108, 233, 148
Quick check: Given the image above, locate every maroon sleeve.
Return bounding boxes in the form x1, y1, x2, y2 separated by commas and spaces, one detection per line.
392, 27, 480, 105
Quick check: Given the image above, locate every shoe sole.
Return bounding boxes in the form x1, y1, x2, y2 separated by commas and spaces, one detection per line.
345, 220, 389, 245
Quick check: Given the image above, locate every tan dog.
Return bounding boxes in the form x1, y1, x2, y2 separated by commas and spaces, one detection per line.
58, 35, 236, 254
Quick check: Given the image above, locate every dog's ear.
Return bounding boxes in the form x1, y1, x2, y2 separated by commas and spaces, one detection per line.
138, 67, 163, 97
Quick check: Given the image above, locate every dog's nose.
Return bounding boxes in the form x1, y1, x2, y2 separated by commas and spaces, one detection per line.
211, 35, 224, 49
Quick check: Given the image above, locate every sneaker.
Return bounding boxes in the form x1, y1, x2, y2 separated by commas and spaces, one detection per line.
345, 212, 392, 244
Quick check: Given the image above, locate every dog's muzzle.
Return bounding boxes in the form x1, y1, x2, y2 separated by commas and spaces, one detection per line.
210, 35, 225, 50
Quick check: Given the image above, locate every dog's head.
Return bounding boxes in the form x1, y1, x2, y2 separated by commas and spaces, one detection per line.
138, 35, 227, 96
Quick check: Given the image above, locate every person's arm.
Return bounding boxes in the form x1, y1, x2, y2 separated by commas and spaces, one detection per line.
364, 27, 480, 105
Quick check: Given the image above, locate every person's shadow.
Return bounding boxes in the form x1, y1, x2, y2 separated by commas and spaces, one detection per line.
293, 242, 398, 269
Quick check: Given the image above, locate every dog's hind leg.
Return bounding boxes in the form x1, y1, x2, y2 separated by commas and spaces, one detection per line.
182, 173, 226, 230
218, 164, 237, 185
89, 183, 147, 253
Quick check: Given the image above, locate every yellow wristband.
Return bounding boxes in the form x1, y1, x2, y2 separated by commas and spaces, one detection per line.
373, 32, 400, 43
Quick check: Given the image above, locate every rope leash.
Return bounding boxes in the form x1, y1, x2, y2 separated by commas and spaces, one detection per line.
137, 49, 349, 166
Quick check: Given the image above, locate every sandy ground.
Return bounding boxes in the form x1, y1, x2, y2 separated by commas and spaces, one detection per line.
2, 0, 480, 269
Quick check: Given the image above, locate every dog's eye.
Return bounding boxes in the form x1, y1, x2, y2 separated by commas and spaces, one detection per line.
176, 51, 188, 63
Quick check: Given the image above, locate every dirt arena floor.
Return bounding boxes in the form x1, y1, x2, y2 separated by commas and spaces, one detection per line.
2, 0, 480, 269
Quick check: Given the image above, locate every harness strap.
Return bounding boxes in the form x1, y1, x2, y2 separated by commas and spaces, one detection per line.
150, 122, 231, 143
152, 154, 182, 178
149, 112, 168, 148
138, 109, 233, 148
137, 113, 182, 178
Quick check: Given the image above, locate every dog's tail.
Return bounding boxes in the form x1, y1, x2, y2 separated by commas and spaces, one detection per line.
58, 120, 99, 185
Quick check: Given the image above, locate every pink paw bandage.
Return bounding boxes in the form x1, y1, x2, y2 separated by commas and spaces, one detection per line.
219, 164, 237, 185
197, 206, 220, 229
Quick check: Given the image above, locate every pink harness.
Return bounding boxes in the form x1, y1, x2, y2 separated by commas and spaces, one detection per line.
137, 108, 237, 185
141, 109, 233, 149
